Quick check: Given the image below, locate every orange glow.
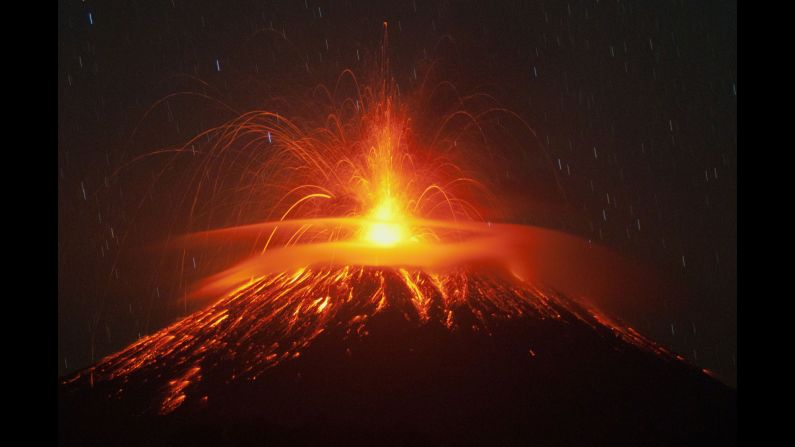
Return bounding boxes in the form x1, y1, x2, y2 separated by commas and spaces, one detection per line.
363, 197, 411, 246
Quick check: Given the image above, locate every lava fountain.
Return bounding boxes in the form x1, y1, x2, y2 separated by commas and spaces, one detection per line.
60, 26, 730, 444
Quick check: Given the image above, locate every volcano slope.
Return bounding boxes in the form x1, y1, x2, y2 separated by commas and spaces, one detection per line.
59, 267, 736, 446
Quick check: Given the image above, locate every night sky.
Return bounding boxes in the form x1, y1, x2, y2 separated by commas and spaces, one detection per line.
58, 0, 736, 385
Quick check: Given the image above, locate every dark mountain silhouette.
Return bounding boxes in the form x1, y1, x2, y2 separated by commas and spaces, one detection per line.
59, 267, 736, 446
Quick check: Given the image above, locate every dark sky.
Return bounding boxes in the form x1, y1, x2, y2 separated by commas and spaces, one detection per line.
58, 0, 736, 385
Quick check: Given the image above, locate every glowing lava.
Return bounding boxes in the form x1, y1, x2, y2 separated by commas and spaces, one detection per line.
358, 119, 415, 247
67, 24, 693, 420
363, 198, 410, 246
63, 265, 676, 417
59, 26, 734, 447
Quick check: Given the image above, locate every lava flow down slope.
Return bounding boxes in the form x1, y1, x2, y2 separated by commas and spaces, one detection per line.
59, 27, 735, 446
60, 265, 736, 446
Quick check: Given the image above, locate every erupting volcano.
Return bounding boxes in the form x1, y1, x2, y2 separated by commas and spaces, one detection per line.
59, 25, 736, 446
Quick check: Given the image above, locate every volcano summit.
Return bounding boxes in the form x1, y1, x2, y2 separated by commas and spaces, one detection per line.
59, 25, 735, 445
